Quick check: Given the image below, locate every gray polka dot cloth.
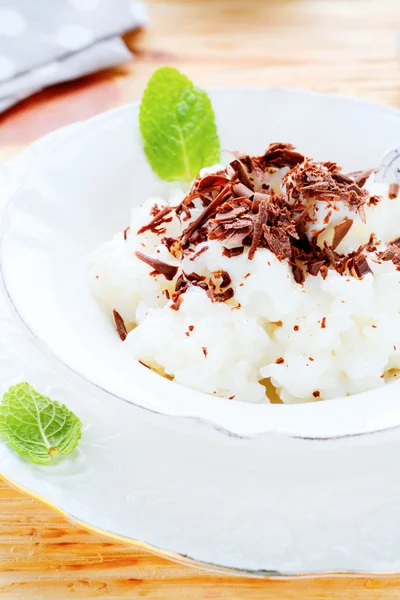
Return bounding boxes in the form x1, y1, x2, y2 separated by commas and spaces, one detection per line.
0, 0, 147, 113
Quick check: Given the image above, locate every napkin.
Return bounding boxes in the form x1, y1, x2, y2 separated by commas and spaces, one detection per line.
0, 0, 147, 113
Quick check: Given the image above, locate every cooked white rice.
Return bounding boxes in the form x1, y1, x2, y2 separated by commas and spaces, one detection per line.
88, 165, 400, 404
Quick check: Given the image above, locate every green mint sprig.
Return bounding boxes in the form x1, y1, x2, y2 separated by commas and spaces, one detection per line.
139, 67, 221, 181
0, 383, 82, 465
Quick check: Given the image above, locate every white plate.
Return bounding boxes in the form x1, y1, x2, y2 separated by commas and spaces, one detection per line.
2, 88, 400, 575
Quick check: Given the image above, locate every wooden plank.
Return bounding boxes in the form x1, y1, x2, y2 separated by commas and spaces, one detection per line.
1, 0, 400, 596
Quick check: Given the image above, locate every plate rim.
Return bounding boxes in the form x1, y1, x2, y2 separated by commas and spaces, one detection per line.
3, 466, 400, 580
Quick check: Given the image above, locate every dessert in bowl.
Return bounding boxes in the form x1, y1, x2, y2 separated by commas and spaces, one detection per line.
3, 77, 400, 438
3, 75, 400, 575
89, 143, 400, 406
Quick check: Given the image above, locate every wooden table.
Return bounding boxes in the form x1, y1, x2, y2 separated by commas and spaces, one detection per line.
1, 0, 400, 597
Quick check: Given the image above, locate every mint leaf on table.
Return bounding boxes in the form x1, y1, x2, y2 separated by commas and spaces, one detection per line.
0, 383, 82, 465
139, 66, 221, 181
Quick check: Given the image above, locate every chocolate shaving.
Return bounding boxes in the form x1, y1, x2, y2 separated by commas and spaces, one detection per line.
308, 260, 325, 276
189, 245, 209, 261
212, 287, 234, 302
174, 273, 188, 292
213, 206, 248, 221
224, 228, 252, 246
378, 240, 400, 265
331, 219, 353, 250
213, 270, 232, 288
182, 186, 232, 243
123, 227, 130, 240
184, 271, 205, 283
176, 202, 192, 221
220, 217, 254, 230
331, 172, 354, 185
249, 198, 269, 259
366, 233, 379, 252
196, 174, 230, 191
137, 205, 172, 235
292, 264, 305, 284
134, 251, 178, 281
263, 225, 292, 260
113, 309, 128, 341
222, 246, 244, 257
323, 161, 339, 172
389, 183, 399, 200
348, 169, 374, 188
252, 192, 269, 212
350, 254, 373, 278
257, 142, 305, 169
230, 159, 255, 190
379, 246, 399, 262
232, 182, 254, 199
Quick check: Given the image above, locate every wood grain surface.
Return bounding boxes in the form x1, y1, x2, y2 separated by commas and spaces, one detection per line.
1, 0, 400, 597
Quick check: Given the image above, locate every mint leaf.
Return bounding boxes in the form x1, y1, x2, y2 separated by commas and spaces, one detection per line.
0, 383, 82, 465
139, 67, 221, 181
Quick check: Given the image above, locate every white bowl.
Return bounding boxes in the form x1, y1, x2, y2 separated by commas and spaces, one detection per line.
2, 88, 400, 575
2, 87, 400, 439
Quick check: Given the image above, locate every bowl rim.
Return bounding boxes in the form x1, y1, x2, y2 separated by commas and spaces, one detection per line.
3, 85, 400, 442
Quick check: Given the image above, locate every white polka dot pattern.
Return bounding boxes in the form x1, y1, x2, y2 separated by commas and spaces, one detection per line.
0, 7, 27, 37
0, 0, 148, 113
55, 24, 95, 50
